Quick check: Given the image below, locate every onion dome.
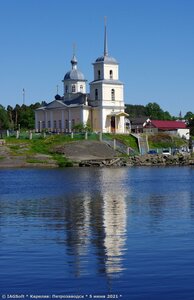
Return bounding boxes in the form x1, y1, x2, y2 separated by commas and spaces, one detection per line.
55, 94, 62, 100
64, 55, 85, 81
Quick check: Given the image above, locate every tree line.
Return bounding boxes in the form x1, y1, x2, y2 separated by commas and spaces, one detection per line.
125, 102, 175, 120
0, 101, 194, 134
0, 102, 42, 130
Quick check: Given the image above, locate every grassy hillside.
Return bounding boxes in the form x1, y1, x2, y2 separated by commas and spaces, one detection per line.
3, 132, 189, 167
103, 133, 139, 152
148, 133, 188, 149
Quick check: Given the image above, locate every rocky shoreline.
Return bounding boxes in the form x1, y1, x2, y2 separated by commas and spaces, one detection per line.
0, 153, 193, 168
79, 154, 194, 167
0, 139, 193, 168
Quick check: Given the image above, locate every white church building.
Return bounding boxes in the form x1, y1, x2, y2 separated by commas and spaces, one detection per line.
35, 24, 128, 133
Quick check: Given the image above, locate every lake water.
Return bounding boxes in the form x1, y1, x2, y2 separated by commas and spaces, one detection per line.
1, 166, 194, 299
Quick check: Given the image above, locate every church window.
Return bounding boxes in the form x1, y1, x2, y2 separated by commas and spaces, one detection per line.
95, 89, 98, 100
72, 84, 76, 93
98, 70, 101, 80
111, 89, 115, 101
80, 85, 83, 92
110, 70, 113, 79
65, 85, 68, 93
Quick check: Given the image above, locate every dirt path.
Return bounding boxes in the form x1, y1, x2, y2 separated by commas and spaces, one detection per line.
0, 140, 118, 168
55, 140, 118, 161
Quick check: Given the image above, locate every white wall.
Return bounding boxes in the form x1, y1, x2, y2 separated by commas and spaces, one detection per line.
102, 84, 123, 102
93, 63, 119, 81
177, 128, 190, 140
104, 64, 118, 80
82, 108, 91, 126
90, 83, 124, 106
63, 80, 86, 96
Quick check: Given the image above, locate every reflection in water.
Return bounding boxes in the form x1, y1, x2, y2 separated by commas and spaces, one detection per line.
64, 193, 91, 277
2, 167, 194, 296
61, 168, 128, 278
5, 168, 128, 279
103, 191, 127, 275
100, 169, 128, 276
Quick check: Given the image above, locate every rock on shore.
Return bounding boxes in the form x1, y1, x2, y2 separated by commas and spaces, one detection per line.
79, 154, 194, 167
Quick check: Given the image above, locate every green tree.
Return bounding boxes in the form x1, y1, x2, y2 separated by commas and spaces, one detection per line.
0, 105, 9, 129
145, 102, 172, 120
184, 111, 194, 120
11, 102, 41, 130
13, 104, 21, 129
162, 111, 172, 120
145, 102, 163, 119
72, 122, 92, 132
125, 104, 147, 118
7, 105, 14, 128
18, 104, 36, 129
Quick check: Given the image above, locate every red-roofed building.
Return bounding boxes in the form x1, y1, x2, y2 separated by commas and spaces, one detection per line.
143, 120, 190, 139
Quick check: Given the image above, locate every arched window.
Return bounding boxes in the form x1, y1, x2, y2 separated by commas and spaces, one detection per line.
98, 70, 101, 80
110, 70, 113, 79
80, 85, 83, 92
65, 85, 68, 93
111, 89, 115, 101
95, 89, 98, 100
72, 84, 76, 93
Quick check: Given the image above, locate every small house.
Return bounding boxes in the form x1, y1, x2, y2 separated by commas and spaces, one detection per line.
143, 120, 189, 140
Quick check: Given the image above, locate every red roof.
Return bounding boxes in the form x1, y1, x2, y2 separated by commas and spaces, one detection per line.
148, 120, 187, 130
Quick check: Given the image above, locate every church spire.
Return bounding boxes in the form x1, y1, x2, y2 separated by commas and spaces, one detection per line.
71, 43, 77, 70
104, 16, 108, 56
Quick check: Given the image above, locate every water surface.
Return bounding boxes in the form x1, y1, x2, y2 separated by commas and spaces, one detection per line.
1, 166, 194, 299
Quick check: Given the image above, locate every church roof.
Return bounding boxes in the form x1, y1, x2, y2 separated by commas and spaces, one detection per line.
147, 120, 187, 130
107, 111, 129, 117
90, 79, 123, 85
64, 93, 88, 105
95, 55, 118, 64
63, 54, 86, 81
64, 69, 85, 80
36, 93, 89, 111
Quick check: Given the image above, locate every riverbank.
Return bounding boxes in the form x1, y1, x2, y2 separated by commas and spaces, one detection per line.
0, 139, 117, 168
79, 153, 194, 167
0, 139, 193, 168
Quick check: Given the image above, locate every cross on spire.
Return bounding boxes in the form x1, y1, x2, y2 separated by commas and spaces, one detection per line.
104, 16, 108, 56
71, 42, 78, 70
73, 42, 76, 56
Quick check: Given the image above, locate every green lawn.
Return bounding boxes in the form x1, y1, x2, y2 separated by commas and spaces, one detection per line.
103, 133, 139, 151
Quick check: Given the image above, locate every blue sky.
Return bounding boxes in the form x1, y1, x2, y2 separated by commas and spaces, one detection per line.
0, 0, 194, 116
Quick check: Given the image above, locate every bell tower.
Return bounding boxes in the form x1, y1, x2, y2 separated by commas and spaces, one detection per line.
90, 19, 123, 105
89, 19, 126, 133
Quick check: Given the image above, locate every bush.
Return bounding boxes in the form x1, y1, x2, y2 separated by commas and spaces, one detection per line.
148, 133, 187, 149
52, 154, 73, 167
